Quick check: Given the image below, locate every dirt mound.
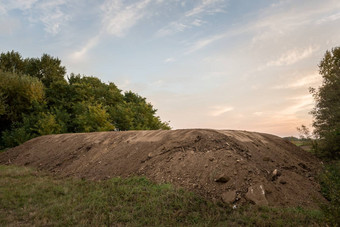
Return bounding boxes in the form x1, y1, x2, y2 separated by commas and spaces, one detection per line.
0, 129, 325, 207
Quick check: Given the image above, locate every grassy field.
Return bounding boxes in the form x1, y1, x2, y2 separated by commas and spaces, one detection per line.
0, 165, 329, 226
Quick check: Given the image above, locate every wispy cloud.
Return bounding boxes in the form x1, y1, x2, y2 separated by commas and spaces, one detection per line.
156, 0, 227, 37
157, 22, 188, 37
209, 105, 234, 117
35, 0, 70, 35
0, 0, 69, 35
192, 19, 205, 26
266, 46, 318, 67
102, 0, 152, 37
1, 0, 38, 11
279, 95, 314, 116
70, 0, 153, 60
185, 33, 226, 54
185, 0, 225, 17
274, 73, 322, 89
70, 35, 101, 60
164, 57, 176, 63
317, 12, 340, 24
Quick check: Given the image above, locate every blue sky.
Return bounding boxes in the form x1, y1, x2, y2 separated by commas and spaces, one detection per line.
1, 0, 340, 136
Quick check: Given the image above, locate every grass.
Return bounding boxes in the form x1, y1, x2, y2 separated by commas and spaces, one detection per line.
289, 139, 314, 152
0, 164, 329, 226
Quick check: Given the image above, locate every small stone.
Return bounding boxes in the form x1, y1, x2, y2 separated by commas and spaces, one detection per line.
245, 184, 268, 206
215, 176, 231, 183
273, 169, 278, 175
221, 190, 236, 203
271, 169, 281, 181
209, 157, 214, 161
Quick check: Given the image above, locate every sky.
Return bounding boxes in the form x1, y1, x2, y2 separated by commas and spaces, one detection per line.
1, 0, 340, 137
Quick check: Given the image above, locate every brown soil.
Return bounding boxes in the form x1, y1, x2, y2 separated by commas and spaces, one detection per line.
0, 129, 326, 208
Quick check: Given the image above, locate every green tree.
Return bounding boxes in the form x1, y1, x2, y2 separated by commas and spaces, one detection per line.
23, 54, 66, 87
0, 51, 25, 74
311, 47, 340, 158
0, 51, 67, 87
0, 70, 44, 130
34, 112, 63, 135
0, 51, 171, 149
73, 102, 115, 132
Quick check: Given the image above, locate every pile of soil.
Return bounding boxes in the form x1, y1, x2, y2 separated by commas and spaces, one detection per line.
0, 129, 325, 208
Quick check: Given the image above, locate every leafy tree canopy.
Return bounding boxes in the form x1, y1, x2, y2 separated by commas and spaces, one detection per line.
311, 47, 340, 158
0, 51, 170, 149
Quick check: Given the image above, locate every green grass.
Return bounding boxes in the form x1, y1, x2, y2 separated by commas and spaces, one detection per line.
0, 165, 328, 226
289, 139, 314, 152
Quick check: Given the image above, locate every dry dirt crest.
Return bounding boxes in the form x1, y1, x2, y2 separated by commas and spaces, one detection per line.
0, 129, 325, 208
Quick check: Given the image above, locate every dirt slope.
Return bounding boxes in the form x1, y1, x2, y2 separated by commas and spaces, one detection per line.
0, 129, 325, 208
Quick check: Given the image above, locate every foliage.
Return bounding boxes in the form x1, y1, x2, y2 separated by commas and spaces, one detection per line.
319, 161, 340, 225
0, 51, 170, 149
0, 70, 44, 128
0, 165, 326, 226
310, 47, 340, 159
0, 51, 66, 87
73, 103, 115, 132
0, 51, 25, 74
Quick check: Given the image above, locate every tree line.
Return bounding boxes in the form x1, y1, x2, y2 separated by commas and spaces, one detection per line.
310, 47, 340, 159
0, 51, 170, 149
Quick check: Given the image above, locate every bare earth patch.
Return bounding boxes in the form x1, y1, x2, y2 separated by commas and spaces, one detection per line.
0, 129, 326, 208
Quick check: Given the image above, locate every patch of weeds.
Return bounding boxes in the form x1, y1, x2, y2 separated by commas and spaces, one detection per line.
0, 165, 230, 226
0, 164, 328, 226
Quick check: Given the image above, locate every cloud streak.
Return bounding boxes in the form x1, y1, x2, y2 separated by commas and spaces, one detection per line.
156, 0, 227, 37
185, 0, 225, 17
210, 105, 234, 117
273, 73, 322, 89
102, 0, 152, 37
266, 46, 318, 67
70, 35, 101, 60
1, 0, 70, 35
279, 95, 314, 116
70, 0, 153, 60
185, 33, 226, 54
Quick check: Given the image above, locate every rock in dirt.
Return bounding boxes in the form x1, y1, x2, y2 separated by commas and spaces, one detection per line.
245, 184, 268, 206
221, 190, 236, 203
0, 129, 326, 208
271, 169, 281, 181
